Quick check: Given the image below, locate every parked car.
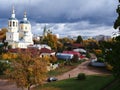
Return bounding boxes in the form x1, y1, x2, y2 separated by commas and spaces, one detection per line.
47, 77, 58, 82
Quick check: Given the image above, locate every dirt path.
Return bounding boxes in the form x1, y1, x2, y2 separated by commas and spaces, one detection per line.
57, 53, 110, 80
0, 79, 21, 90
57, 60, 110, 80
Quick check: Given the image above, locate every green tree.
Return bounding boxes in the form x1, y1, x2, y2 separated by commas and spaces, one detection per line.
0, 61, 10, 75
107, 0, 120, 79
114, 0, 120, 30
76, 35, 83, 44
105, 36, 120, 79
5, 50, 48, 90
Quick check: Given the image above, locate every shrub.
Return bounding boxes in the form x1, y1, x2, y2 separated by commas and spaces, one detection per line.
77, 73, 86, 80
0, 61, 10, 75
86, 52, 90, 58
97, 57, 105, 62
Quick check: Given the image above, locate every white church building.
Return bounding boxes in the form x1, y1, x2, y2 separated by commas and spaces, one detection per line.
6, 7, 33, 48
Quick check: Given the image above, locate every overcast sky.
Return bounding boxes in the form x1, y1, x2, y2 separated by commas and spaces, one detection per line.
0, 0, 118, 37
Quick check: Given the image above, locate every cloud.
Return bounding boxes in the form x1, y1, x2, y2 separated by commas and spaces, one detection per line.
0, 0, 118, 36
0, 0, 118, 23
32, 21, 115, 37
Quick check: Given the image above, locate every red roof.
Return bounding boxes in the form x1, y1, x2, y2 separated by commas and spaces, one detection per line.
63, 51, 80, 56
40, 48, 54, 53
8, 48, 26, 53
72, 43, 82, 48
8, 48, 40, 56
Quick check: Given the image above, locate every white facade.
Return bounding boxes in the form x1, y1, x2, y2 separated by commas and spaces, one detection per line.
6, 7, 33, 48
28, 44, 51, 50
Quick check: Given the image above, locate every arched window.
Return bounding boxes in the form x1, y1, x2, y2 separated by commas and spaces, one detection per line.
10, 21, 12, 27
25, 27, 27, 30
10, 35, 11, 39
13, 22, 15, 27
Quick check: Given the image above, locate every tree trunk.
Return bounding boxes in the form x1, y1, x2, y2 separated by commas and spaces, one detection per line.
28, 86, 30, 90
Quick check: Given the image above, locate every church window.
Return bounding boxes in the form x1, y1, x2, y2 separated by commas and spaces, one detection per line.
8, 22, 10, 27
10, 21, 12, 27
25, 27, 27, 30
13, 22, 15, 27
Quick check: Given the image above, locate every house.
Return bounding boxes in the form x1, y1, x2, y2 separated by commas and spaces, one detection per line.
40, 48, 55, 57
63, 51, 81, 58
28, 44, 51, 50
73, 48, 86, 53
63, 51, 86, 60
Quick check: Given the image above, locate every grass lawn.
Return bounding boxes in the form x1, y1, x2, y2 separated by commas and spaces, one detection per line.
106, 79, 120, 90
32, 75, 114, 90
48, 60, 85, 77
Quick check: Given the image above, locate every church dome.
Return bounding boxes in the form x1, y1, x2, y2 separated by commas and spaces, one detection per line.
20, 11, 30, 24
20, 20, 30, 24
9, 17, 17, 20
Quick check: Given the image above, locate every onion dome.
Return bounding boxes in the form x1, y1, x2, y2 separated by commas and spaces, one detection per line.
20, 11, 30, 24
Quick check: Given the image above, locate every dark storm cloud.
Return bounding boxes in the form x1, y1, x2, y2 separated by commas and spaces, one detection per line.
0, 0, 118, 24
0, 0, 118, 36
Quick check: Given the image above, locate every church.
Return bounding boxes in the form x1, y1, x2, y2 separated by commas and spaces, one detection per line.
6, 7, 33, 48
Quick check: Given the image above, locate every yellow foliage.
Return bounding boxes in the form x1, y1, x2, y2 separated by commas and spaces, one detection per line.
0, 28, 7, 41
93, 49, 102, 56
106, 63, 113, 71
83, 39, 98, 47
2, 52, 18, 60
42, 55, 57, 63
5, 50, 48, 89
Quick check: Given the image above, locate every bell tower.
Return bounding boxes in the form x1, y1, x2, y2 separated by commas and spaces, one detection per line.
8, 6, 19, 32
6, 6, 19, 48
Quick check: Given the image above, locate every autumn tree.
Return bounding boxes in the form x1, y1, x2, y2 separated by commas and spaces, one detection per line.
83, 39, 99, 50
59, 37, 74, 51
41, 33, 58, 51
2, 52, 18, 61
59, 37, 74, 44
49, 55, 57, 63
57, 41, 63, 52
5, 50, 48, 90
0, 28, 7, 42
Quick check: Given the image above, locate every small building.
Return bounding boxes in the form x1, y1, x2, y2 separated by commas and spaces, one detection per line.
40, 48, 55, 57
56, 53, 73, 60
